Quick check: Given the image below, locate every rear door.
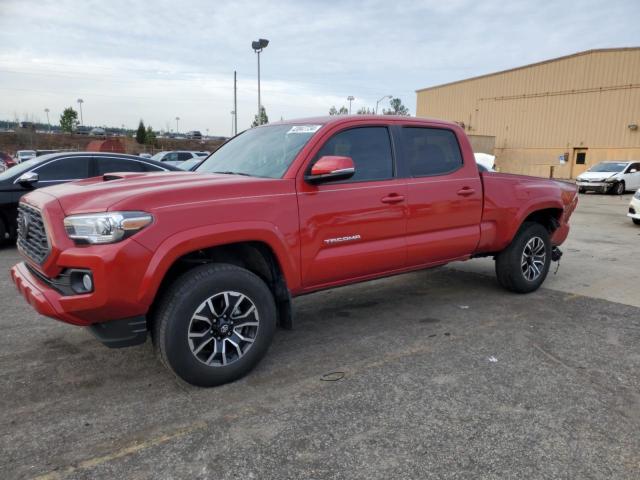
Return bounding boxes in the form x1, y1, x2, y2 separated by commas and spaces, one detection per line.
397, 126, 482, 266
297, 125, 407, 287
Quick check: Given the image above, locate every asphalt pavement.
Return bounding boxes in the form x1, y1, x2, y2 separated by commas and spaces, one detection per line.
0, 193, 638, 479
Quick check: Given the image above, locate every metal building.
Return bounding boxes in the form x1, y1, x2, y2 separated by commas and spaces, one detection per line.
415, 48, 640, 178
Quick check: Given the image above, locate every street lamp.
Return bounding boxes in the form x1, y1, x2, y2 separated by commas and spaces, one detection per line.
175, 116, 180, 133
347, 96, 355, 114
44, 108, 51, 132
375, 95, 392, 114
230, 110, 236, 136
77, 98, 84, 125
251, 38, 269, 126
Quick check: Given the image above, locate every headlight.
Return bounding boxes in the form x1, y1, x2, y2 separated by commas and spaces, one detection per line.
604, 176, 617, 183
64, 211, 153, 244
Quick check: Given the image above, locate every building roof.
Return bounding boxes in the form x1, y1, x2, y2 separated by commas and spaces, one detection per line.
416, 47, 640, 93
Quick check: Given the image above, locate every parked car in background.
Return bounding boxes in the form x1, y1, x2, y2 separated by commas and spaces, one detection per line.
151, 151, 208, 163
138, 153, 152, 159
186, 130, 203, 140
35, 150, 61, 157
14, 150, 36, 163
628, 189, 640, 225
0, 152, 16, 170
90, 127, 106, 136
0, 152, 180, 242
9, 116, 578, 386
576, 161, 640, 194
75, 126, 91, 135
172, 158, 204, 171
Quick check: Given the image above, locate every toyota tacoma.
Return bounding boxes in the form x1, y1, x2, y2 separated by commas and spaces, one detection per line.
10, 116, 578, 386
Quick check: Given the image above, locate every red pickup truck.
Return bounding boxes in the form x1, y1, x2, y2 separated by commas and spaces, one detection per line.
10, 116, 578, 386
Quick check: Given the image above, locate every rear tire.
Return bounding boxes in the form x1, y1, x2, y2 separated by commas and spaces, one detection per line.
578, 187, 585, 194
153, 263, 277, 387
633, 219, 640, 226
495, 222, 551, 293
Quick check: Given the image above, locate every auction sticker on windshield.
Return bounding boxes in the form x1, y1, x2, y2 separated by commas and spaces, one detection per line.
287, 125, 322, 134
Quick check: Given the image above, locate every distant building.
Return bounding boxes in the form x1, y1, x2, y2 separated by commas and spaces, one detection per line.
416, 48, 640, 178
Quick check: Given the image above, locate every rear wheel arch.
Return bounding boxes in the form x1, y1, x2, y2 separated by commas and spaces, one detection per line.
520, 207, 563, 234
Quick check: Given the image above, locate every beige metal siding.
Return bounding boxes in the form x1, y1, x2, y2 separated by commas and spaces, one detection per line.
416, 49, 640, 177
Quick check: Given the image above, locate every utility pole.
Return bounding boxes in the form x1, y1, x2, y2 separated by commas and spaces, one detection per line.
251, 39, 269, 125
44, 108, 51, 132
77, 98, 84, 125
233, 70, 238, 135
175, 116, 180, 133
347, 96, 355, 114
375, 95, 392, 115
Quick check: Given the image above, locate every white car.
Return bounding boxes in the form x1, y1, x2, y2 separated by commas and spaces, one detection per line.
14, 150, 36, 163
576, 161, 640, 195
628, 190, 640, 225
151, 151, 209, 163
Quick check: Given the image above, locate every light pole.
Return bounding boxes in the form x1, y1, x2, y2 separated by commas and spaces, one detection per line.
77, 98, 84, 125
251, 38, 269, 125
230, 110, 236, 136
375, 95, 392, 115
44, 108, 51, 132
347, 96, 355, 114
175, 116, 180, 133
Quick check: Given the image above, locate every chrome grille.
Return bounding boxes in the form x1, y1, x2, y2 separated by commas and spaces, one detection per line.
17, 204, 50, 264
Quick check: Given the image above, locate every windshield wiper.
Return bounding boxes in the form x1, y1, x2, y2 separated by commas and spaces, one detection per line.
212, 171, 253, 177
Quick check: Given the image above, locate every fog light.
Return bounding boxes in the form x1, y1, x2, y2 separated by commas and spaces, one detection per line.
82, 274, 93, 292
69, 270, 94, 294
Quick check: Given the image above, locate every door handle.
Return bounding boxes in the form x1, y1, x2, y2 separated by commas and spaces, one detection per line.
381, 194, 405, 204
457, 187, 475, 197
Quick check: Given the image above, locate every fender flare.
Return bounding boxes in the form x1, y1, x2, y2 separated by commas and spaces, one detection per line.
135, 221, 300, 306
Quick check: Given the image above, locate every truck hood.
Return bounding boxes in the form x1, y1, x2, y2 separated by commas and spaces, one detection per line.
35, 171, 285, 215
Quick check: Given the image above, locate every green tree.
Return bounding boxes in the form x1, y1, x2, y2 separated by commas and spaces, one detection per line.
252, 106, 269, 127
59, 107, 78, 133
329, 106, 348, 115
136, 120, 146, 144
145, 126, 156, 146
383, 98, 410, 116
356, 107, 374, 115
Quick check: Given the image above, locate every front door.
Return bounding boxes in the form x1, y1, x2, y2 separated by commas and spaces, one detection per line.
297, 126, 407, 288
399, 126, 483, 265
571, 148, 589, 178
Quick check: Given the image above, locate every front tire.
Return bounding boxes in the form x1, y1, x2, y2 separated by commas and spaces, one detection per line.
612, 181, 625, 195
153, 263, 277, 387
633, 219, 640, 226
495, 222, 551, 293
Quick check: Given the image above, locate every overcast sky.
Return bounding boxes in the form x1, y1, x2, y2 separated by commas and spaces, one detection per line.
0, 0, 638, 136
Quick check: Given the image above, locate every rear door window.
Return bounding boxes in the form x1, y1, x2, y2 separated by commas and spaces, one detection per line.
400, 128, 463, 177
34, 156, 91, 181
312, 127, 394, 182
95, 157, 145, 175
178, 152, 193, 161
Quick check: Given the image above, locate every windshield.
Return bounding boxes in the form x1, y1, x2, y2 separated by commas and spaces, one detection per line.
196, 124, 322, 178
0, 158, 40, 181
589, 162, 627, 173
151, 152, 166, 161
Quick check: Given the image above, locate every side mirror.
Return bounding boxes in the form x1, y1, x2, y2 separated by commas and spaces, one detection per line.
630, 168, 638, 173
305, 156, 355, 184
17, 171, 39, 187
